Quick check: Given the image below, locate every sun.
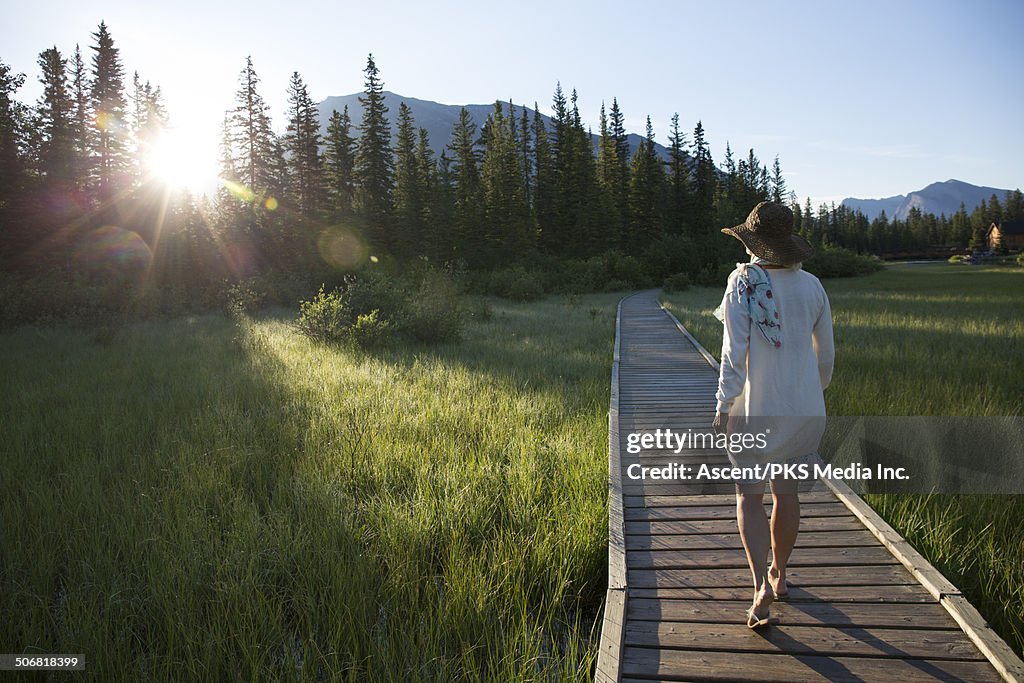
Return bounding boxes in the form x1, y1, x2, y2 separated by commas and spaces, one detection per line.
144, 126, 219, 194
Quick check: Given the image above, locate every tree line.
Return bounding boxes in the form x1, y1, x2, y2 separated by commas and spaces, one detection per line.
1, 21, 1018, 317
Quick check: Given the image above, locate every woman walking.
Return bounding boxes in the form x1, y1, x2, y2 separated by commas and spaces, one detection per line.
711, 201, 834, 629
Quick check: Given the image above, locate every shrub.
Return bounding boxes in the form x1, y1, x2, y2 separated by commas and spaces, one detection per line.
297, 286, 350, 343
405, 270, 463, 343
949, 254, 967, 264
694, 263, 734, 287
803, 247, 882, 278
344, 270, 407, 323
465, 299, 493, 322
224, 278, 266, 317
662, 272, 691, 293
494, 267, 545, 302
1018, 253, 1024, 267
349, 309, 391, 349
604, 278, 630, 292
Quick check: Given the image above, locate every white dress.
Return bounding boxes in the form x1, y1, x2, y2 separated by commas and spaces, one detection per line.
715, 264, 835, 465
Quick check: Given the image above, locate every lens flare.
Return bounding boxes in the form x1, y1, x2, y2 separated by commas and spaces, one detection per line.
222, 179, 256, 203
264, 197, 278, 211
73, 226, 152, 279
318, 227, 368, 269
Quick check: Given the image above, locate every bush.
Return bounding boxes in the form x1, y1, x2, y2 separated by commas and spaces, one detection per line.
1018, 253, 1024, 267
662, 272, 691, 293
802, 247, 882, 278
224, 278, 266, 317
297, 286, 350, 343
949, 254, 967, 264
344, 270, 407, 323
406, 270, 463, 343
488, 266, 546, 302
694, 263, 734, 287
349, 309, 392, 349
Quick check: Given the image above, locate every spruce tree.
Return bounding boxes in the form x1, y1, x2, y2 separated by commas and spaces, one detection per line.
597, 102, 623, 248
448, 106, 482, 262
35, 47, 76, 186
666, 112, 691, 236
89, 21, 129, 201
415, 127, 440, 259
770, 155, 786, 203
481, 101, 531, 261
690, 120, 717, 249
284, 71, 322, 219
353, 54, 393, 252
627, 116, 665, 254
0, 60, 28, 267
531, 105, 555, 254
323, 106, 356, 221
70, 45, 91, 191
392, 101, 423, 258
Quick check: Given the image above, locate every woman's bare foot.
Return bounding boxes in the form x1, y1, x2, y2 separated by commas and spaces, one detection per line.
768, 565, 788, 598
746, 583, 775, 629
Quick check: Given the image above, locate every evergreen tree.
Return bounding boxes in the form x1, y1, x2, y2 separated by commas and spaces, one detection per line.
531, 104, 555, 254
226, 57, 282, 201
392, 101, 423, 258
0, 60, 28, 267
666, 112, 691, 235
284, 71, 322, 219
597, 102, 623, 248
89, 21, 129, 201
353, 54, 393, 252
627, 116, 665, 253
34, 47, 76, 186
448, 106, 482, 262
770, 155, 786, 203
323, 106, 356, 221
690, 120, 718, 250
415, 126, 441, 259
1003, 189, 1024, 222
480, 101, 531, 261
70, 45, 91, 191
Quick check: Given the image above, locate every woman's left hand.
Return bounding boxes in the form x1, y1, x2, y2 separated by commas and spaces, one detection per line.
712, 411, 729, 435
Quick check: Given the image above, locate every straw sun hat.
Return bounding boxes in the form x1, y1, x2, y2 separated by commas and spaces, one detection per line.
721, 201, 814, 265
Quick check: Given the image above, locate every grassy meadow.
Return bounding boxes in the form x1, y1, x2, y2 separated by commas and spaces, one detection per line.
662, 263, 1024, 656
0, 294, 621, 681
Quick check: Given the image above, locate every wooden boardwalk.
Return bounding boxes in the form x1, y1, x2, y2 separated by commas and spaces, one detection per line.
596, 290, 1024, 683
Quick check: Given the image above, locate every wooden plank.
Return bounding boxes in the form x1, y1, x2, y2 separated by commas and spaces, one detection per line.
629, 564, 921, 589
623, 491, 835, 507
625, 515, 866, 536
595, 588, 626, 683
626, 529, 881, 551
620, 647, 1002, 682
941, 594, 1024, 683
625, 622, 986, 661
626, 546, 898, 570
629, 584, 936, 604
627, 598, 958, 630
625, 502, 852, 522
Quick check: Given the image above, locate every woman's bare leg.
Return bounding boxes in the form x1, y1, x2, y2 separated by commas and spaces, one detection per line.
736, 482, 774, 621
768, 475, 800, 595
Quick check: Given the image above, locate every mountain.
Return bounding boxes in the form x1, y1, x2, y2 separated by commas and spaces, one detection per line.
842, 179, 1013, 221
317, 91, 678, 163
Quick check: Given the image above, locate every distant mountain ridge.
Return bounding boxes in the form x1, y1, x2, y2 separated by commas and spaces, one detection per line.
842, 180, 1014, 221
317, 91, 679, 163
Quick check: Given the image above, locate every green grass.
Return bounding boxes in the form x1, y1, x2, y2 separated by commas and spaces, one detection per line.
0, 293, 621, 681
662, 263, 1024, 657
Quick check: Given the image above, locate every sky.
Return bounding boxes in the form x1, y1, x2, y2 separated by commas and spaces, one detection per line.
3, 0, 1023, 206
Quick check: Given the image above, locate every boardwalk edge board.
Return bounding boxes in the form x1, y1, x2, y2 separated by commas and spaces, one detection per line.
657, 291, 1024, 683
595, 293, 633, 682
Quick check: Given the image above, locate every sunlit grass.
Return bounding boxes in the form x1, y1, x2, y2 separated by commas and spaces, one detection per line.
0, 294, 620, 680
662, 263, 1024, 656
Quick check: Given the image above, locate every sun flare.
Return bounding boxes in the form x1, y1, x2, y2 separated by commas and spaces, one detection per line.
144, 127, 219, 194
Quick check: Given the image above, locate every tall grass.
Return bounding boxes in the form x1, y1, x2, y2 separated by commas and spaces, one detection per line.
662, 264, 1024, 656
0, 293, 620, 680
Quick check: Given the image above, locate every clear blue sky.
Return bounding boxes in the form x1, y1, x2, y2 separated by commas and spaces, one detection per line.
4, 0, 1022, 205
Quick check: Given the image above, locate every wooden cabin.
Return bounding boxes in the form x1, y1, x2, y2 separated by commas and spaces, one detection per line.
986, 220, 1024, 250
